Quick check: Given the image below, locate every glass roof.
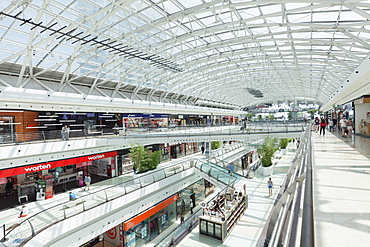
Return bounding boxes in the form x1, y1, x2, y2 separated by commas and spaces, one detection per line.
1, 0, 370, 108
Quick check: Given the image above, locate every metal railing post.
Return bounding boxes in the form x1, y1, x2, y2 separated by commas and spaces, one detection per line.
41, 131, 46, 142
1, 224, 5, 242
27, 219, 36, 237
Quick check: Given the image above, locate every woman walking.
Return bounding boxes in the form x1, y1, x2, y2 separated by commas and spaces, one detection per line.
320, 118, 327, 136
267, 178, 273, 196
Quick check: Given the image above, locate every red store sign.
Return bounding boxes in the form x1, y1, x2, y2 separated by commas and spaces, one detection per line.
0, 151, 118, 178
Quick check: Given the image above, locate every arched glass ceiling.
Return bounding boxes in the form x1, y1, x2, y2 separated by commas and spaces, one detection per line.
1, 0, 370, 108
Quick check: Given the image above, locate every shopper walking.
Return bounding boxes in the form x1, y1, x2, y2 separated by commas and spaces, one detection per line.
347, 119, 353, 138
332, 118, 337, 131
5, 179, 13, 198
84, 174, 91, 190
313, 117, 320, 132
201, 146, 205, 155
340, 116, 348, 137
228, 163, 234, 173
328, 119, 334, 132
267, 178, 273, 196
320, 118, 327, 136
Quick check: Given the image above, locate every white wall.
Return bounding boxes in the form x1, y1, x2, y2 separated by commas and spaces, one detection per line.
354, 103, 370, 133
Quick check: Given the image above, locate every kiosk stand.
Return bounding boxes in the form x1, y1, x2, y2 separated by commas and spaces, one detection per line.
199, 189, 247, 242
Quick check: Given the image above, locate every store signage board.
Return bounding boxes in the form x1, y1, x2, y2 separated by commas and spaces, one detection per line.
0, 151, 118, 178
124, 194, 178, 231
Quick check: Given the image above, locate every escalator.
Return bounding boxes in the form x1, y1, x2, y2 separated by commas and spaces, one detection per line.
194, 162, 245, 189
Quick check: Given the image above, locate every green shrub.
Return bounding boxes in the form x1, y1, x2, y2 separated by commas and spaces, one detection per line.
129, 145, 161, 173
211, 141, 222, 150
279, 138, 289, 149
258, 137, 279, 167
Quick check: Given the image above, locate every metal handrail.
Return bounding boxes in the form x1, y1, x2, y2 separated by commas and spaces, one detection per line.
300, 132, 314, 247
263, 125, 312, 246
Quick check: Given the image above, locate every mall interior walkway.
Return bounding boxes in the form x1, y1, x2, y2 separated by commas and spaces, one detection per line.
1, 129, 370, 246
176, 131, 370, 247
312, 130, 370, 247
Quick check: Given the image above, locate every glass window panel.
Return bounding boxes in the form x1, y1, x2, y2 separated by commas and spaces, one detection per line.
207, 222, 214, 236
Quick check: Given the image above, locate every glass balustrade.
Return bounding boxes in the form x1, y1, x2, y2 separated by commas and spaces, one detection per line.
2, 160, 199, 246
0, 121, 306, 145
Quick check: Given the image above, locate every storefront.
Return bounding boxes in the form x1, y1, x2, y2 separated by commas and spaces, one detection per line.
123, 194, 178, 247
169, 143, 185, 159
185, 142, 198, 155
144, 114, 168, 128
176, 179, 206, 216
355, 96, 370, 136
123, 113, 145, 128
0, 151, 118, 202
123, 114, 169, 129
241, 150, 256, 170
168, 114, 185, 127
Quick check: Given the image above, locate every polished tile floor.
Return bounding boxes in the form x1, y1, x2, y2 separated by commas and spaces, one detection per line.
313, 130, 370, 247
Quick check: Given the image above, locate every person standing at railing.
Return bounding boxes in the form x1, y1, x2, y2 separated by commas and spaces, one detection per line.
113, 123, 119, 135
61, 125, 70, 140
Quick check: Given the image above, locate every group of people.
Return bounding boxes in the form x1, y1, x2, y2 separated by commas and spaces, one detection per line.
313, 116, 353, 137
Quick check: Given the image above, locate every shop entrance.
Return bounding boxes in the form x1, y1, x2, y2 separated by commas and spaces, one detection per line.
149, 217, 159, 241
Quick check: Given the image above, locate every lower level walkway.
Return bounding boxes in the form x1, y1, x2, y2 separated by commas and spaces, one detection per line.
177, 145, 296, 247
313, 131, 370, 247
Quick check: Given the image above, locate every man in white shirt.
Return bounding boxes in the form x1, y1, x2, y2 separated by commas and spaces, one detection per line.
84, 174, 91, 190
339, 116, 348, 137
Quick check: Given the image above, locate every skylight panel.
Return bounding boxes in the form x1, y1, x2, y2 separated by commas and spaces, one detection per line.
181, 0, 203, 9
130, 1, 150, 12
312, 11, 340, 23
285, 3, 311, 11
259, 4, 280, 15
199, 15, 218, 26
250, 27, 270, 35
286, 13, 311, 23
217, 32, 234, 40
141, 8, 163, 20
162, 1, 182, 14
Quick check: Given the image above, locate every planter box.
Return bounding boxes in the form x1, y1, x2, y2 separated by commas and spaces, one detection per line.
281, 148, 287, 155
261, 165, 274, 176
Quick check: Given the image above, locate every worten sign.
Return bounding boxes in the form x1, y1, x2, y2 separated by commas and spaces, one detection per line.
0, 151, 118, 178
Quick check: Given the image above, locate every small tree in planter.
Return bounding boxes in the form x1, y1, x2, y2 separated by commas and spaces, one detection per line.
211, 141, 222, 150
129, 145, 161, 173
258, 137, 279, 176
279, 138, 289, 154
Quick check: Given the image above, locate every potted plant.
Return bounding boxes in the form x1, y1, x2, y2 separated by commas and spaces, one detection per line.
279, 138, 289, 155
129, 145, 161, 174
258, 136, 279, 176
